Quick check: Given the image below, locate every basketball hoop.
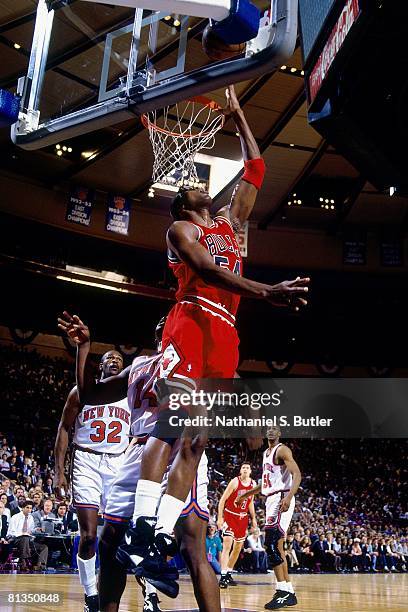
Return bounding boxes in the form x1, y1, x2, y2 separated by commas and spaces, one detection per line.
141, 96, 225, 188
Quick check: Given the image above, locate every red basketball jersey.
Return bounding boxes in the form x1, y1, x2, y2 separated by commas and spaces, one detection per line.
225, 477, 256, 515
168, 215, 242, 326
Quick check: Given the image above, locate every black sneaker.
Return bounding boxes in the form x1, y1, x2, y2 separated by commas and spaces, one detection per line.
219, 574, 229, 589
84, 594, 99, 612
143, 592, 162, 611
286, 593, 297, 606
264, 590, 292, 609
116, 516, 157, 570
226, 571, 237, 586
134, 531, 179, 599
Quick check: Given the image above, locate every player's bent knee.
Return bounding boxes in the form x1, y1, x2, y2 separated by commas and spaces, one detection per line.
151, 408, 190, 444
265, 526, 284, 568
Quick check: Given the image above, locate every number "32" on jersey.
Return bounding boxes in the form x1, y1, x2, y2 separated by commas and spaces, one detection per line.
89, 420, 122, 443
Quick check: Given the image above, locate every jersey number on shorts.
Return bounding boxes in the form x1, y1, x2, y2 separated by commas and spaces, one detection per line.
89, 420, 122, 443
214, 255, 241, 276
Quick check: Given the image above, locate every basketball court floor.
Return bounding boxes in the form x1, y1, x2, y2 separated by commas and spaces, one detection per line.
0, 573, 406, 611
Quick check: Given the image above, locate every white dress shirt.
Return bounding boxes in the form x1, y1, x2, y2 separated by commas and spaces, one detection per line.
7, 512, 35, 538
247, 535, 265, 552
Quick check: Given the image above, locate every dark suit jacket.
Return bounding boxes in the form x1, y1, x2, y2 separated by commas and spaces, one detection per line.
1, 514, 8, 539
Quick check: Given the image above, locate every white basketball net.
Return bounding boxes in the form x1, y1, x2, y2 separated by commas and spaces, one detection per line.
142, 98, 225, 187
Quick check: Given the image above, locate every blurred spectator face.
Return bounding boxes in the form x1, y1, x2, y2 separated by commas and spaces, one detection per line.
33, 493, 41, 505
10, 466, 17, 476
16, 487, 25, 497
239, 463, 252, 479
2, 479, 10, 490
43, 500, 53, 514
46, 478, 52, 486
22, 502, 33, 515
57, 504, 67, 517
18, 495, 26, 507
0, 494, 7, 505
19, 450, 24, 457
207, 525, 217, 537
1, 453, 8, 461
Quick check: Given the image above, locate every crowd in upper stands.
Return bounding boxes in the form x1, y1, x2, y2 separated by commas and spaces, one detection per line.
0, 345, 407, 573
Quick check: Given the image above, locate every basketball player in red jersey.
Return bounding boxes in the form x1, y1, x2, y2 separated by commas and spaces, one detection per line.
237, 427, 302, 609
217, 462, 257, 588
119, 86, 310, 587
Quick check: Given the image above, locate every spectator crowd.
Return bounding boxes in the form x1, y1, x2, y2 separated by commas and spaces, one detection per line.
0, 345, 407, 574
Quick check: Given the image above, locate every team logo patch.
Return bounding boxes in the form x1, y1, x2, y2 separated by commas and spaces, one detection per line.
159, 343, 181, 377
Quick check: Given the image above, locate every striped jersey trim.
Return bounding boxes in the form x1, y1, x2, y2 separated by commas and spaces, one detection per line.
181, 295, 236, 327
103, 513, 130, 524
224, 507, 248, 519
213, 215, 234, 231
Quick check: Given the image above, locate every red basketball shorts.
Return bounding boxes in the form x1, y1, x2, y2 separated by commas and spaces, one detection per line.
223, 508, 249, 542
160, 301, 239, 383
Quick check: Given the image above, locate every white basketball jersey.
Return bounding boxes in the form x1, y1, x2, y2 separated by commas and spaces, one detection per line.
73, 397, 130, 454
262, 443, 292, 496
127, 353, 162, 437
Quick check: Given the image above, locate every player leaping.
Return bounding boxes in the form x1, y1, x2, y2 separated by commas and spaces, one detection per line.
236, 427, 302, 609
118, 86, 309, 587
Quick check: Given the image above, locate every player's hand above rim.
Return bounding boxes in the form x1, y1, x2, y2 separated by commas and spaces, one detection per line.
57, 310, 90, 345
266, 277, 310, 311
223, 84, 241, 116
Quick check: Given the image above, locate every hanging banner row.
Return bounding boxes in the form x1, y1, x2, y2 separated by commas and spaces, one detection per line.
66, 186, 131, 235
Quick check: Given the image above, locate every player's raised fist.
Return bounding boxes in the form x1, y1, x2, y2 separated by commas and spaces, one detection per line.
57, 310, 90, 345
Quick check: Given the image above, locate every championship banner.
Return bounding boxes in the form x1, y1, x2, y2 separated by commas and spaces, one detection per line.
66, 186, 94, 227
105, 194, 131, 235
237, 221, 248, 257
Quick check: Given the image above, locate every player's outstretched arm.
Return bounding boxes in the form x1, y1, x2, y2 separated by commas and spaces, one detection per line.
217, 477, 238, 530
54, 387, 81, 498
167, 223, 310, 309
235, 483, 262, 505
57, 310, 129, 404
218, 85, 265, 229
278, 445, 302, 512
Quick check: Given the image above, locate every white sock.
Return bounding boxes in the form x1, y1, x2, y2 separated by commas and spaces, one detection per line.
221, 570, 227, 576
145, 581, 157, 596
285, 581, 294, 593
227, 567, 234, 573
77, 555, 97, 597
276, 581, 286, 591
155, 494, 185, 535
133, 479, 161, 523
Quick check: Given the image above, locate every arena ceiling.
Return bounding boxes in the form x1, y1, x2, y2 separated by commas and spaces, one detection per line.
1, 0, 408, 242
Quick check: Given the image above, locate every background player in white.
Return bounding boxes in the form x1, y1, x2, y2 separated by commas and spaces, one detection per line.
59, 312, 222, 612
54, 336, 130, 612
237, 426, 301, 610
217, 462, 257, 588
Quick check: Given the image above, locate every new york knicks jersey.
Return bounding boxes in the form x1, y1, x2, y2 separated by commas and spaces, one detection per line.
168, 216, 242, 323
262, 443, 292, 496
127, 353, 161, 437
73, 397, 130, 454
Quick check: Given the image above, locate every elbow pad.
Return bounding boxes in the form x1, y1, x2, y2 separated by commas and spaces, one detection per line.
242, 158, 265, 190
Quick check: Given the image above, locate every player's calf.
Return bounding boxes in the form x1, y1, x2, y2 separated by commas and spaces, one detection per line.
99, 522, 128, 612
